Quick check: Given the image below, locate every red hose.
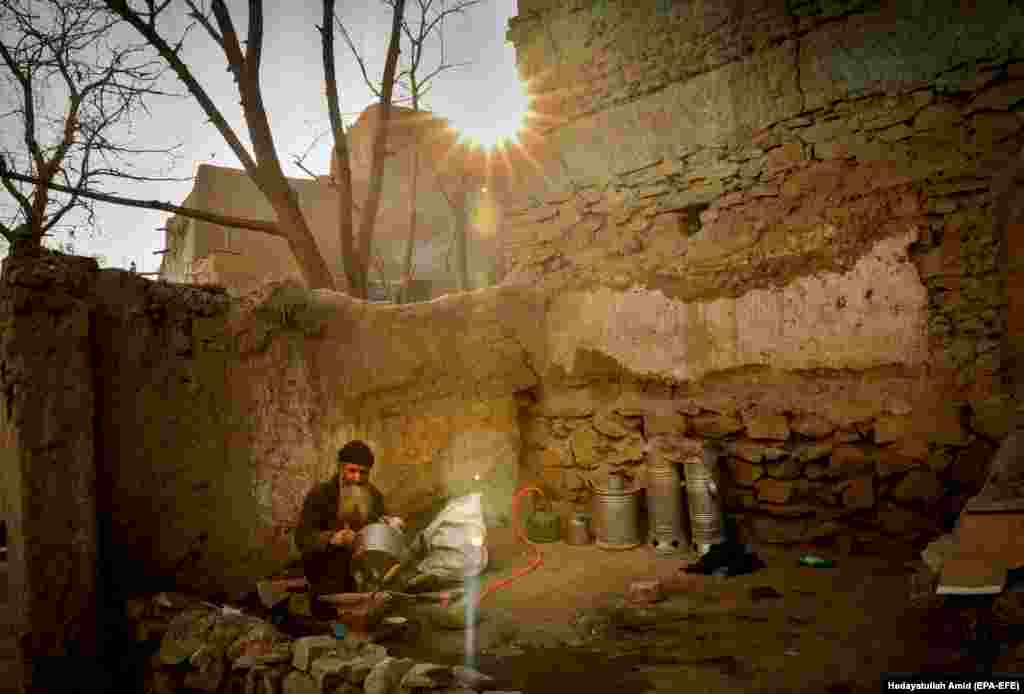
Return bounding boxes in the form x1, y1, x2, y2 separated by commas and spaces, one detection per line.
472, 485, 546, 608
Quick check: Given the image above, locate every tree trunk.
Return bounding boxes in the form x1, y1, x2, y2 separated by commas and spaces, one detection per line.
453, 188, 469, 291
354, 0, 406, 299
400, 137, 420, 303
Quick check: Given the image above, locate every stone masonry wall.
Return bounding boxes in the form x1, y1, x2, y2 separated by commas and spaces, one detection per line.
500, 0, 1024, 547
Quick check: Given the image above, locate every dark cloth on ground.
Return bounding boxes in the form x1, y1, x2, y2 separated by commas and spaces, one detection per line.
294, 473, 387, 598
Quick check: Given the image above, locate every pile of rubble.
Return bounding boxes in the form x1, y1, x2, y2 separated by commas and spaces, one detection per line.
125, 592, 507, 694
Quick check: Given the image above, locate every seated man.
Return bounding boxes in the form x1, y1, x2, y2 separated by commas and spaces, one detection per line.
294, 440, 402, 601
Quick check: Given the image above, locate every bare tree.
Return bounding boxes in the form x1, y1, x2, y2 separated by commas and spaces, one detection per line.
100, 0, 362, 291
336, 0, 480, 301
321, 0, 406, 299
0, 0, 185, 253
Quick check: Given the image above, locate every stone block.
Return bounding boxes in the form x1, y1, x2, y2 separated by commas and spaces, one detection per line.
594, 409, 639, 438
764, 458, 805, 480
725, 440, 784, 464
888, 469, 945, 505
876, 449, 921, 477
691, 412, 744, 438
727, 459, 764, 487
282, 671, 319, 694
291, 635, 339, 672
790, 413, 836, 438
451, 666, 496, 690
874, 415, 912, 444
792, 442, 834, 464
756, 479, 795, 504
401, 663, 455, 689
828, 445, 873, 476
842, 476, 875, 510
364, 658, 416, 694
972, 397, 1018, 440
742, 410, 790, 441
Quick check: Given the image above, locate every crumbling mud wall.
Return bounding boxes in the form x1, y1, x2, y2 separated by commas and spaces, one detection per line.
0, 251, 103, 694
0, 255, 544, 603
501, 0, 1024, 547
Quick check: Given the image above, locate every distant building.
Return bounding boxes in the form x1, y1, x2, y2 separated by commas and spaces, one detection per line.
159, 105, 508, 300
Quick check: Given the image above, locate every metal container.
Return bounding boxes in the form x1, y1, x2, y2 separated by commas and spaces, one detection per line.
646, 458, 688, 555
566, 512, 593, 545
683, 445, 725, 555
591, 474, 642, 551
353, 522, 409, 578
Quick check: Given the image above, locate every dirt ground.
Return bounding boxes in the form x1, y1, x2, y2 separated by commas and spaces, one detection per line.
380, 525, 1023, 694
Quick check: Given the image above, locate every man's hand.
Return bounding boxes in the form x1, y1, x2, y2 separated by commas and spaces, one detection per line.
384, 516, 405, 531
330, 525, 356, 547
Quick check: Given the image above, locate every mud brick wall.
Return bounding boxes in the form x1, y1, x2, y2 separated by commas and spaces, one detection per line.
503, 0, 1024, 547
0, 251, 103, 693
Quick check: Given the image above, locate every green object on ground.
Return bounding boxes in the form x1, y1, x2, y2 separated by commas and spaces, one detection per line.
799, 554, 835, 568
526, 510, 561, 543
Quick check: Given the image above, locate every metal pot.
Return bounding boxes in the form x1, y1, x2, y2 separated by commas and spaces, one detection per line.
353, 522, 409, 588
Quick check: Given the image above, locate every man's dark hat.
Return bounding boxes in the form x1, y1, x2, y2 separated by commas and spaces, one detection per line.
338, 440, 374, 468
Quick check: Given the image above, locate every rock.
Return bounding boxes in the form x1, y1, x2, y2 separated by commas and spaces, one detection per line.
874, 415, 911, 444
742, 411, 790, 441
841, 477, 875, 510
185, 645, 227, 692
400, 663, 455, 689
282, 670, 319, 694
311, 655, 362, 692
828, 445, 873, 476
728, 459, 763, 486
756, 479, 795, 504
790, 413, 835, 438
452, 666, 497, 690
291, 635, 340, 672
159, 607, 218, 665
570, 425, 646, 466
643, 412, 687, 436
725, 440, 787, 463
344, 646, 389, 684
764, 458, 805, 479
876, 450, 921, 478
655, 434, 706, 463
972, 396, 1017, 440
364, 658, 416, 694
889, 469, 945, 505
921, 533, 958, 574
594, 409, 637, 438
792, 442, 833, 464
804, 463, 829, 480
690, 412, 744, 438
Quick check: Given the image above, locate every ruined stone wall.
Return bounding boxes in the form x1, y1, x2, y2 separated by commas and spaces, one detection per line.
501, 0, 1024, 547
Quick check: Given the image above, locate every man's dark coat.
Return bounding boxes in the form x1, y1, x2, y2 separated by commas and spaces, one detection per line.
294, 473, 386, 596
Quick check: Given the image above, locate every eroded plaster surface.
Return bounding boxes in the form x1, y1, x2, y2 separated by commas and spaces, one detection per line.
545, 230, 928, 383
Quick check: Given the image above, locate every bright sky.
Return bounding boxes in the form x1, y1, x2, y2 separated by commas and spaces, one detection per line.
2, 0, 527, 273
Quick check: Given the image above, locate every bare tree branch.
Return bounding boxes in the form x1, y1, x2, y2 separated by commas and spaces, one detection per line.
0, 167, 283, 236
334, 18, 382, 99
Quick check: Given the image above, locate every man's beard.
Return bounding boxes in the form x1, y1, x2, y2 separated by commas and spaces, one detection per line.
338, 480, 373, 529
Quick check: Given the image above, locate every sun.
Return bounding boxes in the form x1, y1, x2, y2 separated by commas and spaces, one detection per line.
448, 84, 531, 151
